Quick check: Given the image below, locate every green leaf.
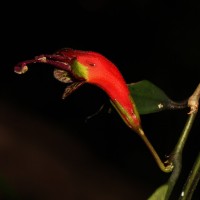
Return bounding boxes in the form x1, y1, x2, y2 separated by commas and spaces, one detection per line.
128, 80, 187, 115
148, 184, 168, 200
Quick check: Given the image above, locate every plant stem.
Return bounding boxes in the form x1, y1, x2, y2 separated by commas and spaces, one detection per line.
165, 112, 197, 200
138, 129, 173, 173
178, 152, 200, 200
165, 83, 200, 200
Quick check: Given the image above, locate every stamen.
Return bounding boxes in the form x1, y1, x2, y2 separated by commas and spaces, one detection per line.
14, 54, 72, 75
14, 64, 28, 74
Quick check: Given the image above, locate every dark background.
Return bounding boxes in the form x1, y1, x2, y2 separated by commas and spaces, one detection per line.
0, 0, 200, 199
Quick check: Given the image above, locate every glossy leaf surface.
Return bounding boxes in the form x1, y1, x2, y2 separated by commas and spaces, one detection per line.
128, 80, 187, 115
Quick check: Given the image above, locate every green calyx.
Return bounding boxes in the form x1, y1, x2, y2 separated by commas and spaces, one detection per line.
71, 59, 88, 80
110, 96, 141, 133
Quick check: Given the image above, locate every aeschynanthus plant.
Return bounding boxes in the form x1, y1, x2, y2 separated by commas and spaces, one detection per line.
14, 48, 174, 173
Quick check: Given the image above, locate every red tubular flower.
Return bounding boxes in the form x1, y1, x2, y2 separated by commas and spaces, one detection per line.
15, 48, 142, 133
14, 48, 174, 173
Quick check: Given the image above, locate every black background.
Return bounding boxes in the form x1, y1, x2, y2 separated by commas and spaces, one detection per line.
0, 0, 200, 199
